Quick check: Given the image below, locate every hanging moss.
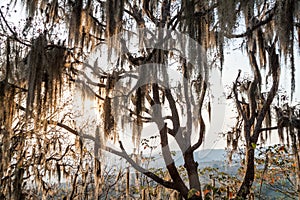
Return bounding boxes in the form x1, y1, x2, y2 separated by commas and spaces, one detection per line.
103, 96, 114, 138
106, 0, 118, 37
106, 0, 124, 47
257, 28, 266, 68
69, 0, 83, 46
26, 34, 46, 116
133, 87, 144, 148
24, 0, 40, 16
218, 0, 239, 33
25, 34, 66, 128
0, 39, 16, 133
275, 0, 295, 57
215, 32, 225, 72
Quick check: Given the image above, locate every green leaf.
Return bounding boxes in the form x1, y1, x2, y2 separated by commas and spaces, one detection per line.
188, 188, 199, 199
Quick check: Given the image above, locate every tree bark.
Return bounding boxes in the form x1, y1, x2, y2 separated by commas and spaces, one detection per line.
291, 130, 300, 200
160, 124, 189, 198
183, 152, 201, 197
126, 168, 130, 200
236, 144, 255, 199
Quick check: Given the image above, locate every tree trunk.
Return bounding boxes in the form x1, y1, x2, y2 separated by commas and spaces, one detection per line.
236, 146, 255, 199
291, 130, 300, 200
298, 129, 300, 200
126, 168, 130, 200
183, 152, 201, 198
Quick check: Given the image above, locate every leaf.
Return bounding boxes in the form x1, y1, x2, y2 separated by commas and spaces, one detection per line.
188, 188, 200, 199
251, 143, 257, 149
203, 189, 210, 196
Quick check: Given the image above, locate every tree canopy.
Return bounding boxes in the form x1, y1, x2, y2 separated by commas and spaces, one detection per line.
0, 0, 300, 199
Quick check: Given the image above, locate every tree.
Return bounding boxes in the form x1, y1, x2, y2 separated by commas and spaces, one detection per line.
223, 1, 299, 198
0, 0, 299, 199
255, 144, 299, 199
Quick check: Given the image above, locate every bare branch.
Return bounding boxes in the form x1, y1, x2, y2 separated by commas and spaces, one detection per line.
48, 117, 180, 192
190, 80, 207, 152
0, 9, 31, 46
105, 141, 178, 190
164, 88, 180, 135
224, 6, 275, 39
253, 43, 280, 141
258, 126, 278, 134
233, 70, 247, 121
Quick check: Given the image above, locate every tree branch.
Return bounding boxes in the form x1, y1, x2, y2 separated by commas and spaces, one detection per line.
224, 6, 275, 39
253, 43, 280, 141
106, 141, 178, 190
0, 9, 31, 47
190, 80, 207, 152
233, 70, 247, 121
165, 88, 180, 133
258, 126, 278, 133
48, 118, 180, 192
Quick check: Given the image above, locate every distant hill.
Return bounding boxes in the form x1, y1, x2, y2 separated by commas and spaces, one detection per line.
99, 148, 244, 179
143, 149, 240, 169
